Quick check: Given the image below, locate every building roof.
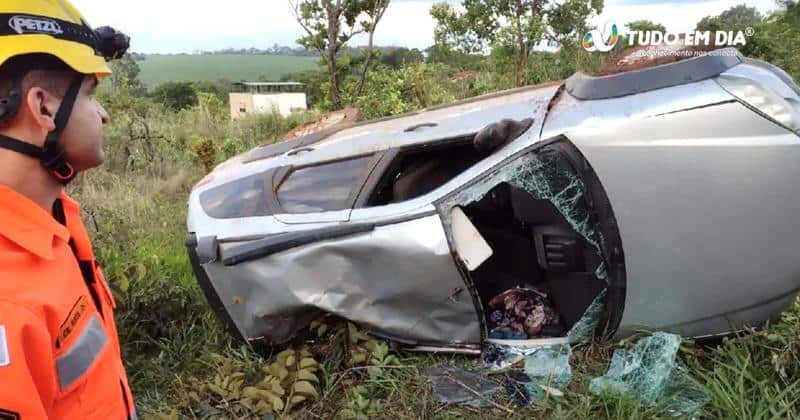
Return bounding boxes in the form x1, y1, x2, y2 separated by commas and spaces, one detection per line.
234, 82, 305, 86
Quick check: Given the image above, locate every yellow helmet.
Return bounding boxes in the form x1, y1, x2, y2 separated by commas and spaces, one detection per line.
0, 0, 113, 77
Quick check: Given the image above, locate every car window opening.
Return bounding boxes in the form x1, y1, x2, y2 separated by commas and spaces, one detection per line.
363, 118, 533, 207
443, 148, 610, 343
366, 137, 487, 206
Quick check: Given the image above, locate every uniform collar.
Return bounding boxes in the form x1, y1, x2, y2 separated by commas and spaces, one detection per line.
0, 185, 71, 260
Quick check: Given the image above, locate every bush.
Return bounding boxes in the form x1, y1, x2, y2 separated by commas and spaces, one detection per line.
192, 135, 217, 172
349, 66, 408, 119
151, 81, 198, 110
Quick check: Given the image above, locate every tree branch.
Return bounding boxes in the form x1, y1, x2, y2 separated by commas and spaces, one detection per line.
289, 0, 326, 55
355, 0, 390, 97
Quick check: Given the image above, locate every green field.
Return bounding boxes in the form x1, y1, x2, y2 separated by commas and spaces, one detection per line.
137, 54, 318, 87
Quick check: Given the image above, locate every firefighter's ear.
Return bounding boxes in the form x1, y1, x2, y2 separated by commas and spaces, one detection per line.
25, 86, 58, 132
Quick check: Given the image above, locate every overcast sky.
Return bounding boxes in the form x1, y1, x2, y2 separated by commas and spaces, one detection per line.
71, 0, 779, 54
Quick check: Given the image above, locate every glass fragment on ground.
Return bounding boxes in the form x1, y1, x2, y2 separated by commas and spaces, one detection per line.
589, 332, 710, 414
425, 364, 503, 408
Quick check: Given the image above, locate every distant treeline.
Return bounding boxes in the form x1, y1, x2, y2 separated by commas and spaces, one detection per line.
131, 45, 429, 60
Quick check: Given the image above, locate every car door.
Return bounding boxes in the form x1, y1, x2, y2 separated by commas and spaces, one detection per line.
434, 137, 626, 345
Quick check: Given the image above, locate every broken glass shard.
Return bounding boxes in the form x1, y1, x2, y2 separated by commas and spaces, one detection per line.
589, 332, 710, 414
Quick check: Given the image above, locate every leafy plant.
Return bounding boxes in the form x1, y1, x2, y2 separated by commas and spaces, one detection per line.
169, 348, 321, 417
191, 135, 216, 172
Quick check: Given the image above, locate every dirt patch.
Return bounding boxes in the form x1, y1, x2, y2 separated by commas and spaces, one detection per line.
597, 42, 726, 76
283, 108, 363, 140
451, 71, 479, 82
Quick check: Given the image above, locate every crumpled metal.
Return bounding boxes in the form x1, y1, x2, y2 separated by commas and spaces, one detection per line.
589, 332, 710, 414
487, 288, 562, 339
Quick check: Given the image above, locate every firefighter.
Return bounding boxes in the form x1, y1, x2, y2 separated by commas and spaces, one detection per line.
0, 0, 135, 418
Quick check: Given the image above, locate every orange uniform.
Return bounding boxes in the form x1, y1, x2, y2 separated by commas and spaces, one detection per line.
0, 185, 135, 419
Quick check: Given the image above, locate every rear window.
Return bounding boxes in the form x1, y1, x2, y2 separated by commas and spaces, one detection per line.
276, 155, 374, 213
199, 171, 273, 219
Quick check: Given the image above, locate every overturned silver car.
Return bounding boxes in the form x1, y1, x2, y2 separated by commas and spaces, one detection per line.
187, 48, 800, 352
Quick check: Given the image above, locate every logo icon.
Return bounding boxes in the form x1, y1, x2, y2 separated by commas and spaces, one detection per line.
583, 22, 619, 52
8, 15, 64, 36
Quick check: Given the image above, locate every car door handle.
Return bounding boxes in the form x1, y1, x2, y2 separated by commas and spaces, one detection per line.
287, 147, 314, 156
404, 123, 438, 132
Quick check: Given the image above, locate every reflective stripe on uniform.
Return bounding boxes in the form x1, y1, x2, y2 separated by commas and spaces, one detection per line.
0, 325, 9, 366
56, 315, 107, 390
130, 409, 138, 420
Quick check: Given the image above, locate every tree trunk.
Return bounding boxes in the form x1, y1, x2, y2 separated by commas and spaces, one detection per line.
513, 0, 525, 87
326, 53, 342, 109
520, 41, 529, 86
326, 2, 343, 110
355, 1, 388, 97
354, 30, 376, 98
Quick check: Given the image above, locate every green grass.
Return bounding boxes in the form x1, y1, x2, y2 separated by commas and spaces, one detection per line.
137, 54, 319, 87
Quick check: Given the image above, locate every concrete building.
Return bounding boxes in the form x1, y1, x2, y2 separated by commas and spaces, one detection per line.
229, 82, 307, 119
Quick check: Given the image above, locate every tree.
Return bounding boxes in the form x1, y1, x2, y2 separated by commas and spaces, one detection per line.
696, 4, 763, 32
400, 61, 455, 109
349, 65, 407, 118
354, 1, 390, 97
745, 1, 799, 81
694, 3, 796, 77
151, 81, 198, 110
191, 79, 231, 105
379, 47, 424, 69
425, 44, 483, 70
106, 53, 146, 96
289, 0, 391, 109
431, 0, 602, 87
626, 20, 666, 33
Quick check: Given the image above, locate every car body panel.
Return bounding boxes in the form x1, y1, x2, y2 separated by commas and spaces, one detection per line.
562, 101, 800, 337
202, 214, 480, 345
542, 59, 800, 337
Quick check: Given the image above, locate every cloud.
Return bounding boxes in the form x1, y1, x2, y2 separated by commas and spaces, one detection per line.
70, 0, 780, 54
597, 0, 777, 33
612, 0, 715, 4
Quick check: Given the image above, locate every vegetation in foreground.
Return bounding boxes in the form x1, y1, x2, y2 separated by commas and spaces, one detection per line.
66, 2, 800, 417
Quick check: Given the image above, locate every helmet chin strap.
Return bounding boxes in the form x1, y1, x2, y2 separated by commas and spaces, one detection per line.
0, 74, 84, 185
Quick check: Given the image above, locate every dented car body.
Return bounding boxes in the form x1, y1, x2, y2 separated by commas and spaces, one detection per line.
187, 49, 800, 351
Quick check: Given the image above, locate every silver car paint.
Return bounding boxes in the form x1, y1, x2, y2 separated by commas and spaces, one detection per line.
203, 214, 481, 345
548, 96, 800, 336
